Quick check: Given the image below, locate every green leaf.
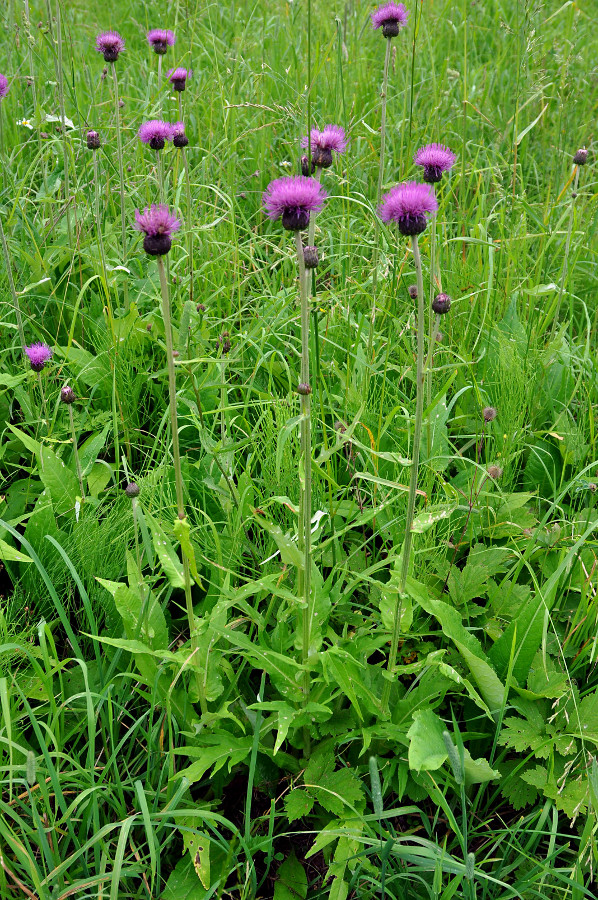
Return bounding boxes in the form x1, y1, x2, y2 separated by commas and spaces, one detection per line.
284, 790, 315, 823
40, 445, 80, 513
0, 537, 32, 564
253, 512, 303, 569
175, 735, 253, 783
145, 511, 185, 589
522, 440, 562, 501
162, 857, 205, 900
310, 767, 365, 817
407, 709, 447, 772
412, 502, 457, 534
423, 395, 450, 472
180, 820, 210, 890
498, 716, 544, 754
173, 517, 202, 587
274, 852, 307, 900
462, 750, 501, 786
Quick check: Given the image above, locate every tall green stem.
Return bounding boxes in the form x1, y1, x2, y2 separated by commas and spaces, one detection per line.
55, 1, 72, 245
111, 64, 127, 263
382, 233, 425, 713
0, 214, 25, 350
553, 166, 580, 335
426, 214, 438, 457
69, 405, 85, 500
37, 372, 49, 431
157, 256, 206, 715
178, 93, 194, 302
295, 231, 312, 730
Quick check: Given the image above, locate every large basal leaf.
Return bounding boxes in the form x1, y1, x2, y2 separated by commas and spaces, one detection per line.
407, 709, 447, 772
274, 852, 307, 900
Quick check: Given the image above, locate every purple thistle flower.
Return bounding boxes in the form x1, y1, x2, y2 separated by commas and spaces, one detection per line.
167, 67, 188, 91
172, 121, 188, 149
138, 119, 174, 151
371, 3, 409, 37
25, 342, 53, 372
262, 176, 328, 231
86, 130, 101, 150
134, 204, 180, 256
414, 143, 456, 183
0, 74, 9, 100
378, 182, 438, 236
147, 29, 175, 54
95, 31, 125, 63
301, 124, 347, 168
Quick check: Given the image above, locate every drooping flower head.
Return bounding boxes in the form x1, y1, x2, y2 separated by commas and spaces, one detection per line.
414, 143, 456, 183
138, 119, 173, 150
134, 204, 180, 256
172, 121, 188, 148
147, 29, 175, 54
95, 31, 125, 63
0, 74, 9, 100
167, 67, 188, 91
61, 385, 76, 404
371, 3, 409, 38
86, 130, 101, 150
378, 182, 438, 235
262, 176, 328, 231
25, 342, 52, 372
301, 124, 347, 168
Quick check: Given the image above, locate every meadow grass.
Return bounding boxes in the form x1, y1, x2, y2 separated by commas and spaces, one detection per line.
0, 0, 597, 897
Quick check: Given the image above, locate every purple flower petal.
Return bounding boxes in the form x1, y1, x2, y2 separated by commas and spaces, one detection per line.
371, 3, 409, 30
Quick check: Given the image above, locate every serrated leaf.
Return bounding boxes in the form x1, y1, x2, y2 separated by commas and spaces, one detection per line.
310, 767, 365, 817
175, 735, 253, 784
520, 765, 548, 789
284, 790, 315, 823
274, 851, 307, 900
498, 716, 544, 754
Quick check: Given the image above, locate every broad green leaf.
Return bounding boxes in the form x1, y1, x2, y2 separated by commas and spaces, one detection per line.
162, 857, 205, 900
285, 790, 315, 823
412, 502, 458, 534
0, 538, 32, 564
252, 513, 303, 570
175, 735, 253, 783
407, 709, 447, 772
181, 820, 210, 890
173, 517, 202, 587
39, 445, 80, 513
274, 852, 307, 900
145, 511, 185, 589
462, 750, 500, 785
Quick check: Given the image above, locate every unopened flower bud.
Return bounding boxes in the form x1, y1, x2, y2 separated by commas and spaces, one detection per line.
573, 148, 588, 166
125, 482, 140, 498
303, 246, 319, 269
196, 303, 206, 312
300, 154, 315, 176
408, 284, 418, 299
218, 331, 231, 354
432, 292, 451, 315
61, 385, 76, 404
297, 382, 312, 395
86, 130, 101, 150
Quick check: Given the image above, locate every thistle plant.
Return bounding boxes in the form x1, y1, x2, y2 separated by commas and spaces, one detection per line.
134, 203, 206, 712
138, 120, 173, 203
377, 181, 438, 713
25, 342, 52, 430
300, 124, 346, 256
369, 3, 409, 367
61, 385, 85, 500
147, 28, 175, 83
169, 67, 194, 299
95, 32, 127, 263
262, 175, 327, 725
86, 131, 112, 324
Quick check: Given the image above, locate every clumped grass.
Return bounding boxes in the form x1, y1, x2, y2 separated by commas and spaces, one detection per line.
0, 0, 597, 897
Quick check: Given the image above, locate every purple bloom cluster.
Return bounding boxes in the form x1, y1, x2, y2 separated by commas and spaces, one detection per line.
371, 3, 409, 37
25, 342, 52, 372
134, 204, 180, 255
167, 67, 188, 91
172, 121, 188, 148
262, 176, 328, 231
147, 29, 175, 53
95, 31, 125, 63
0, 74, 9, 100
378, 182, 438, 235
138, 119, 174, 150
86, 130, 101, 150
301, 124, 347, 168
414, 143, 456, 183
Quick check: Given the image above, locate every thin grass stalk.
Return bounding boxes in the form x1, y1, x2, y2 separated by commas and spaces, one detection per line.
295, 231, 312, 740
24, 1, 48, 195
157, 255, 207, 715
553, 166, 580, 334
381, 233, 425, 713
426, 213, 439, 457
178, 93, 194, 302
0, 214, 25, 349
68, 405, 85, 499
111, 64, 127, 262
367, 36, 392, 371
55, 1, 72, 244
92, 151, 113, 331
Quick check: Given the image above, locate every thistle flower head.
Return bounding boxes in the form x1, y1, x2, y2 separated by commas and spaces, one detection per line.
483, 406, 497, 423
303, 246, 319, 269
134, 204, 180, 256
414, 143, 456, 183
138, 119, 173, 150
86, 130, 101, 150
167, 67, 188, 91
0, 74, 9, 100
432, 292, 452, 315
301, 124, 347, 168
125, 482, 140, 498
172, 121, 188, 148
147, 29, 175, 54
95, 31, 125, 63
378, 182, 438, 235
408, 285, 418, 299
262, 175, 327, 231
371, 2, 409, 37
573, 148, 588, 166
487, 465, 503, 481
25, 342, 52, 372
61, 385, 76, 404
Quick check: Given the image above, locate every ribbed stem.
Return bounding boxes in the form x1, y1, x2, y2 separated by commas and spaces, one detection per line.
382, 233, 425, 713
69, 405, 85, 500
295, 231, 312, 733
0, 214, 25, 350
178, 93, 194, 303
157, 255, 206, 715
111, 64, 127, 262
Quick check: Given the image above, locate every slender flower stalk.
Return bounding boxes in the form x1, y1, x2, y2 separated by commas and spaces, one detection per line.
95, 34, 126, 256
148, 29, 175, 84
0, 73, 8, 175
125, 482, 148, 633
139, 120, 173, 203
55, 2, 72, 244
377, 181, 438, 713
61, 386, 85, 499
554, 149, 588, 334
174, 107, 194, 300
301, 125, 346, 263
0, 213, 25, 349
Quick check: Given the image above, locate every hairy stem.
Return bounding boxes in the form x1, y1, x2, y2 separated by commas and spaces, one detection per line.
178, 93, 194, 303
111, 64, 127, 263
69, 405, 85, 500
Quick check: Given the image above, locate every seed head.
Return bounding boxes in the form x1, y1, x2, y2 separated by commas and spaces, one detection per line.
487, 465, 503, 481
167, 67, 188, 91
0, 74, 9, 100
147, 29, 175, 55
371, 3, 409, 37
408, 284, 418, 299
573, 148, 588, 166
482, 406, 497, 423
138, 119, 173, 151
378, 181, 438, 236
86, 130, 101, 150
134, 204, 181, 256
432, 292, 452, 315
297, 383, 312, 395
125, 482, 140, 498
61, 385, 76, 404
303, 246, 319, 269
414, 143, 456, 183
25, 342, 52, 372
172, 121, 188, 148
95, 31, 125, 63
262, 176, 327, 231
301, 124, 347, 168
